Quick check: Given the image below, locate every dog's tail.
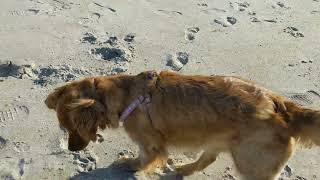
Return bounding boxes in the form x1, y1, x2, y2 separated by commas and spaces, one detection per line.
281, 101, 320, 147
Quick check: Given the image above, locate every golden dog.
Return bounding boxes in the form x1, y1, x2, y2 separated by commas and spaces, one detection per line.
45, 71, 320, 180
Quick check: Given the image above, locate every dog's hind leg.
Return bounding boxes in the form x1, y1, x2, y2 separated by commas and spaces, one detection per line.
231, 134, 294, 180
175, 150, 219, 176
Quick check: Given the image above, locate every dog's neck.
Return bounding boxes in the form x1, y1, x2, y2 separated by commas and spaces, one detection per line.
97, 74, 144, 128
97, 72, 158, 128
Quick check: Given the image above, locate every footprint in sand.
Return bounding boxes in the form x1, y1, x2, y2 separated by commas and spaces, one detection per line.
185, 27, 200, 41
284, 90, 320, 107
13, 142, 30, 153
28, 63, 125, 86
0, 61, 37, 79
124, 33, 135, 43
283, 27, 304, 38
35, 64, 99, 86
72, 151, 98, 172
91, 47, 127, 61
81, 32, 97, 44
9, 9, 40, 16
105, 36, 118, 46
229, 1, 250, 11
166, 52, 189, 71
0, 61, 105, 86
0, 102, 29, 125
213, 17, 237, 27
78, 12, 101, 26
226, 17, 237, 25
88, 34, 133, 63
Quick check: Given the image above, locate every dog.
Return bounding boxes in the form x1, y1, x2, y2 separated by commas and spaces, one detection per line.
45, 71, 320, 180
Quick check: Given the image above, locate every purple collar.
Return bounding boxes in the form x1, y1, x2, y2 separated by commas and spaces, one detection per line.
119, 95, 151, 122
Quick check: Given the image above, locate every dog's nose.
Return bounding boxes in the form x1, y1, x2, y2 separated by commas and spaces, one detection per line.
68, 141, 89, 151
68, 144, 83, 151
68, 133, 90, 151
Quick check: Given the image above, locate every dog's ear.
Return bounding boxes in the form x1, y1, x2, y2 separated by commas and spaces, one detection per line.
68, 99, 96, 109
68, 98, 107, 142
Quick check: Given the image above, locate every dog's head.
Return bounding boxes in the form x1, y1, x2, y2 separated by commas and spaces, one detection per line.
45, 78, 108, 151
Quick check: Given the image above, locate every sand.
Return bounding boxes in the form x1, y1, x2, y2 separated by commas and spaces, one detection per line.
0, 0, 320, 179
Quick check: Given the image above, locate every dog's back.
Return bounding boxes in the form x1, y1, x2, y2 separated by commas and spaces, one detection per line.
147, 72, 287, 149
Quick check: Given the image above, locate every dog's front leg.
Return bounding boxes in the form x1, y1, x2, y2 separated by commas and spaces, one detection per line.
141, 143, 168, 172
122, 140, 168, 173
106, 111, 120, 128
128, 144, 168, 172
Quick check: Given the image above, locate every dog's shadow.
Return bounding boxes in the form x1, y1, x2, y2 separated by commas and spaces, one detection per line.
69, 161, 183, 180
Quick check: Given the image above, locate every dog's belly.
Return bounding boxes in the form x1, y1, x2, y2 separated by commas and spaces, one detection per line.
150, 106, 234, 151
167, 131, 232, 149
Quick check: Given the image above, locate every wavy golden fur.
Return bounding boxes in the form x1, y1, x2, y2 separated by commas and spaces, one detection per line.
45, 71, 320, 180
